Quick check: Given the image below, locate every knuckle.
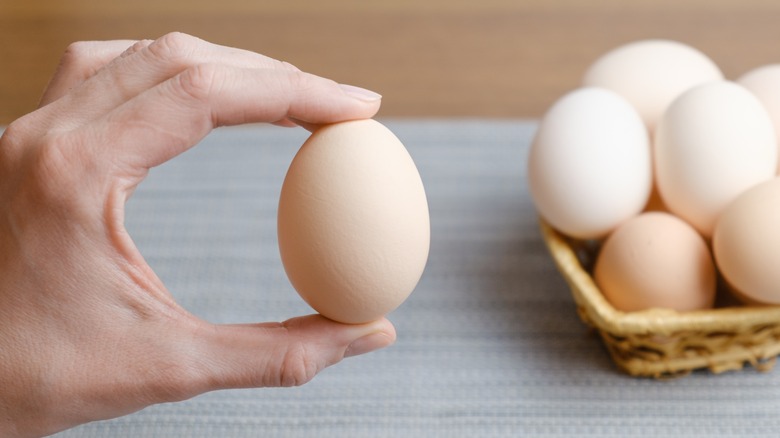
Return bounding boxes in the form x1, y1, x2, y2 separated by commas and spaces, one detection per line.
49, 41, 109, 93
0, 120, 27, 172
133, 38, 155, 49
284, 69, 310, 91
35, 134, 72, 172
277, 343, 319, 387
149, 32, 200, 62
122, 39, 153, 57
31, 135, 75, 186
283, 70, 331, 104
1, 133, 85, 231
59, 41, 95, 70
176, 63, 222, 102
23, 134, 89, 206
1, 119, 27, 153
135, 323, 213, 404
145, 361, 203, 403
278, 60, 301, 72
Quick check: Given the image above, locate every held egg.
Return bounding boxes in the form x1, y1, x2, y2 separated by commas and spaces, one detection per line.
528, 87, 652, 240
654, 81, 777, 238
278, 119, 430, 324
594, 212, 716, 312
583, 39, 723, 132
713, 177, 780, 305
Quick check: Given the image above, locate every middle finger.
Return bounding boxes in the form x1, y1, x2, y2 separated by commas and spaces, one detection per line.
31, 32, 297, 135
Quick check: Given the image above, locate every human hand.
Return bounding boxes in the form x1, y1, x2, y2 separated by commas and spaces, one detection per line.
0, 32, 395, 437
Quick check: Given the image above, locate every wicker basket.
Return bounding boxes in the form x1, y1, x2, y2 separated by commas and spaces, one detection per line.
539, 218, 780, 378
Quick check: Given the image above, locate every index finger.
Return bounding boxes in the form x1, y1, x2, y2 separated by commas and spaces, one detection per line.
89, 63, 381, 172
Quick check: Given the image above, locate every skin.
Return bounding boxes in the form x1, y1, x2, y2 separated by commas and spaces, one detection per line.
0, 32, 396, 437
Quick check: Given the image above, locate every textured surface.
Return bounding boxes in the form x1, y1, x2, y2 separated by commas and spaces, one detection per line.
57, 120, 780, 437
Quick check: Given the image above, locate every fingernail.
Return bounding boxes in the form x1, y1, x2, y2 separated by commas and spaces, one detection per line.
339, 84, 382, 102
344, 332, 394, 358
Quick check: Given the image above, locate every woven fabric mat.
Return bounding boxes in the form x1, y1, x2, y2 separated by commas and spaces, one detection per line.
56, 120, 780, 437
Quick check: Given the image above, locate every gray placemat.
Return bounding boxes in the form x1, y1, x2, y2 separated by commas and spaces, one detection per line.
46, 119, 780, 437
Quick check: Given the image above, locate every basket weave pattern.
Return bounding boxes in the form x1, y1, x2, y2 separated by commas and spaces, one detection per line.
540, 219, 780, 377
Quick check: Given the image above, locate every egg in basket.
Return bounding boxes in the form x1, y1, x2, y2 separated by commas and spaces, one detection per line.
529, 40, 780, 377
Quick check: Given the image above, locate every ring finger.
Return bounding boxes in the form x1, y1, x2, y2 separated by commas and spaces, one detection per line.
39, 39, 144, 107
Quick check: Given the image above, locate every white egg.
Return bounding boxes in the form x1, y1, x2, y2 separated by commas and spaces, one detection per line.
738, 64, 780, 173
654, 80, 777, 238
528, 87, 652, 239
583, 39, 723, 133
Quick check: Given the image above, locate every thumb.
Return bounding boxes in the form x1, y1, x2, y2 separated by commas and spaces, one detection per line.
193, 315, 396, 389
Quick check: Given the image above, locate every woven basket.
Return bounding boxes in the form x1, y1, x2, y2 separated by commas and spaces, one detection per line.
539, 218, 780, 378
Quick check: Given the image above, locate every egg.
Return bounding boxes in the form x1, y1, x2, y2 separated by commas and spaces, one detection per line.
713, 177, 780, 305
528, 87, 652, 239
594, 212, 716, 312
738, 64, 780, 173
583, 39, 723, 133
277, 119, 430, 324
654, 80, 777, 238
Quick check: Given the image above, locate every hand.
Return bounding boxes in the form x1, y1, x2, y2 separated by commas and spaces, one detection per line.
0, 32, 395, 437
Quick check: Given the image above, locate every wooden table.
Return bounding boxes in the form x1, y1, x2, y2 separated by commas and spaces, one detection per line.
2, 0, 780, 124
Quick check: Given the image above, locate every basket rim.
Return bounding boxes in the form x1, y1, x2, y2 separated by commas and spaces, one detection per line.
539, 217, 780, 337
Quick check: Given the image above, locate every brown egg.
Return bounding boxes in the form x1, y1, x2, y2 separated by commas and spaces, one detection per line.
278, 119, 430, 324
594, 212, 716, 312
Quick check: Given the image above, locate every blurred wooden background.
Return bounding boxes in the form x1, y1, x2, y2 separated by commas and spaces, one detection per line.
2, 0, 780, 124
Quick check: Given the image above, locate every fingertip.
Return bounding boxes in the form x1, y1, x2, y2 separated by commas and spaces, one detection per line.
338, 84, 382, 103
370, 316, 397, 342
342, 316, 396, 358
281, 72, 381, 126
344, 330, 395, 358
283, 314, 397, 357
191, 314, 398, 390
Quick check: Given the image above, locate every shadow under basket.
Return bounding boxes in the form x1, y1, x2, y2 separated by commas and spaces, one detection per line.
539, 218, 780, 378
